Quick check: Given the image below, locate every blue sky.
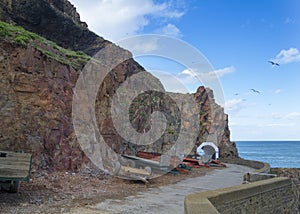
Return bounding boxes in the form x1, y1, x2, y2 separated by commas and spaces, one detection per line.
70, 0, 300, 140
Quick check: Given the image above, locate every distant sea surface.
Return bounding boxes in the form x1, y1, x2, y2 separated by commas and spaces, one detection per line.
236, 141, 300, 168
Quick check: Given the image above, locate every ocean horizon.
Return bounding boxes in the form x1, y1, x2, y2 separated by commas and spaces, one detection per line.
235, 141, 300, 168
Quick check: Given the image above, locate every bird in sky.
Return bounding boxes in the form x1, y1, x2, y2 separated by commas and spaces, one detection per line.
268, 60, 280, 66
250, 89, 261, 94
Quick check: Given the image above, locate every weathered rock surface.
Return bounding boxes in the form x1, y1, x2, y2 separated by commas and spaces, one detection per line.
119, 86, 238, 158
0, 22, 145, 170
0, 0, 238, 171
0, 0, 109, 56
194, 87, 238, 158
0, 39, 84, 170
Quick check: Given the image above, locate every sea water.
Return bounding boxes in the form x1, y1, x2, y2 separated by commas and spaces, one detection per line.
236, 141, 300, 168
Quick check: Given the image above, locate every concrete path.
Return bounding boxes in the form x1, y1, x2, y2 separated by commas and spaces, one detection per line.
87, 164, 254, 214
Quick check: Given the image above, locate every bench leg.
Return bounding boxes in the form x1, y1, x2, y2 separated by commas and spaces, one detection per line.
10, 181, 20, 193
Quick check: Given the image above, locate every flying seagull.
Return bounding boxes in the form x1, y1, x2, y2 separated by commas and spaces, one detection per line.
250, 89, 261, 94
268, 61, 280, 66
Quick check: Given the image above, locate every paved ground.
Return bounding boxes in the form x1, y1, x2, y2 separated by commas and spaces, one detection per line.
72, 164, 254, 214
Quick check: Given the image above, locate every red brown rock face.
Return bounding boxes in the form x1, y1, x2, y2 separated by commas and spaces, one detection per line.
0, 38, 146, 171
0, 41, 84, 170
0, 40, 238, 171
0, 0, 238, 171
194, 86, 238, 158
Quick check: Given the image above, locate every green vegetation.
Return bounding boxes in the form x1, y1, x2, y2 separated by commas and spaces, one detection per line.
0, 21, 91, 70
0, 21, 40, 44
14, 35, 31, 45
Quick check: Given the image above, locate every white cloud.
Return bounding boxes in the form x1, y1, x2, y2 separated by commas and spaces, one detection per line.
224, 98, 255, 115
181, 69, 196, 77
224, 97, 256, 115
230, 111, 300, 140
272, 48, 300, 64
285, 112, 300, 120
156, 23, 182, 38
260, 123, 295, 127
143, 66, 235, 94
213, 66, 236, 77
121, 37, 159, 54
69, 0, 184, 41
179, 66, 235, 81
171, 66, 235, 94
274, 89, 283, 94
271, 112, 282, 120
225, 99, 244, 113
268, 89, 283, 94
271, 112, 300, 120
151, 70, 189, 93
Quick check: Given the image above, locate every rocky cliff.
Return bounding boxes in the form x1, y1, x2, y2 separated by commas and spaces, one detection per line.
0, 0, 109, 55
116, 87, 238, 158
0, 21, 145, 170
0, 0, 238, 171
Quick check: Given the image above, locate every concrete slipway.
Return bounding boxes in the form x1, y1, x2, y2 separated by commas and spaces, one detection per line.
72, 164, 254, 214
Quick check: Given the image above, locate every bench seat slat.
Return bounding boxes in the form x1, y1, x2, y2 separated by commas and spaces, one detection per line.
0, 151, 32, 180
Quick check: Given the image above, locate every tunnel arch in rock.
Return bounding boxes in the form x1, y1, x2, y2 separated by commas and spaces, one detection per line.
197, 142, 219, 159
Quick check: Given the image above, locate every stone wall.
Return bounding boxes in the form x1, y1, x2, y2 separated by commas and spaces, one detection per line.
271, 168, 300, 212
220, 157, 270, 173
184, 177, 298, 214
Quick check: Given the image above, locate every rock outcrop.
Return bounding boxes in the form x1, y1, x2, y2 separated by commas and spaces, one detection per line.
0, 0, 238, 171
0, 0, 109, 56
194, 87, 238, 158
0, 34, 85, 170
0, 21, 144, 170
114, 87, 238, 158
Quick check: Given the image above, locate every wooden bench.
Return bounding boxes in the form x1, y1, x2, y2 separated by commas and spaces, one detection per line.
0, 151, 32, 193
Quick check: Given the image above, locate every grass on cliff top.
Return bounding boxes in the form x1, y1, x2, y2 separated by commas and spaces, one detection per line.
0, 21, 91, 70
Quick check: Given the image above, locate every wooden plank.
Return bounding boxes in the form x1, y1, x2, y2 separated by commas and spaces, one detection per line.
0, 151, 31, 159
5, 153, 31, 159
0, 157, 31, 164
0, 164, 31, 171
137, 151, 161, 161
0, 160, 31, 169
121, 166, 151, 176
117, 174, 149, 183
0, 169, 29, 178
0, 151, 31, 162
0, 151, 32, 180
0, 155, 31, 160
0, 160, 31, 167
122, 155, 160, 166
